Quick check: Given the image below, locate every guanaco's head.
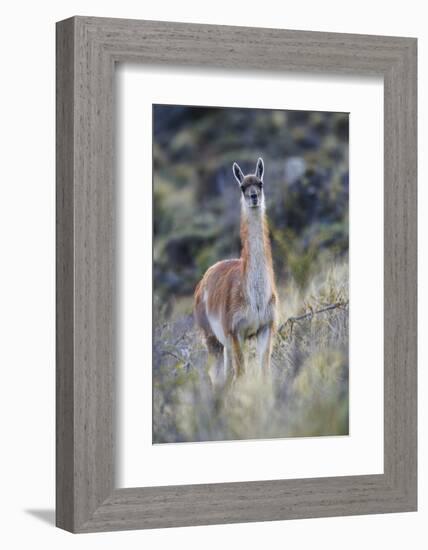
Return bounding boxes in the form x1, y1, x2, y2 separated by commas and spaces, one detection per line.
232, 158, 265, 209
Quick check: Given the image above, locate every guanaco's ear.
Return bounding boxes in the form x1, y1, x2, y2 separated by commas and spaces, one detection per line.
255, 157, 264, 181
233, 162, 245, 186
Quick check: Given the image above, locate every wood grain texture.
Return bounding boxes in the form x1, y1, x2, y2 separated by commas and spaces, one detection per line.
56, 16, 417, 533
56, 18, 75, 532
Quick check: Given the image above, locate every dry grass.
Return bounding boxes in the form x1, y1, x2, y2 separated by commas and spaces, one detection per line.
153, 261, 349, 444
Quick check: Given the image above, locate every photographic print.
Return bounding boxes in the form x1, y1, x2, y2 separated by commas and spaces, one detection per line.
153, 104, 349, 444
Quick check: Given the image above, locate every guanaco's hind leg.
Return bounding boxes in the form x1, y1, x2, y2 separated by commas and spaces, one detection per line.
257, 325, 273, 373
203, 334, 225, 388
194, 291, 226, 386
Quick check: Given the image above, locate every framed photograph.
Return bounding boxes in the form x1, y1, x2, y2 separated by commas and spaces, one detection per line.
151, 104, 350, 446
56, 16, 417, 532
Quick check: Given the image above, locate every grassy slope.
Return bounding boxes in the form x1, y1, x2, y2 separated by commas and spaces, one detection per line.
153, 261, 349, 444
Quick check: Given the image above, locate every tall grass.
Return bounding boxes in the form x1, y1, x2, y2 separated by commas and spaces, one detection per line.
153, 261, 348, 444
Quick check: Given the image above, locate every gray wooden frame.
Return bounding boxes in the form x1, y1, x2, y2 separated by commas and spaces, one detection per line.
56, 16, 417, 533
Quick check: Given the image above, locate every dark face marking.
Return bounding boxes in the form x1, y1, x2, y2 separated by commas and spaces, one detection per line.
240, 175, 263, 207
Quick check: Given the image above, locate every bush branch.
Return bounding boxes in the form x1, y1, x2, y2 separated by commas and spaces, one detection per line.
278, 300, 348, 337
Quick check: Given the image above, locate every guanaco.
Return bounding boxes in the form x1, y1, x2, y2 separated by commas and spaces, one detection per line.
194, 158, 278, 383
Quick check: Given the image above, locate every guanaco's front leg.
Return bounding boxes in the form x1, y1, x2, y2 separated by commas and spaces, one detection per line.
231, 334, 245, 378
257, 325, 273, 373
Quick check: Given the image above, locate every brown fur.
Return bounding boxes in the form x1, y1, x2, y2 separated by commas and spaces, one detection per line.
194, 258, 244, 340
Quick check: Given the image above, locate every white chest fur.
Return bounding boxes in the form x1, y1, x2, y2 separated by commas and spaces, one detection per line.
246, 233, 270, 306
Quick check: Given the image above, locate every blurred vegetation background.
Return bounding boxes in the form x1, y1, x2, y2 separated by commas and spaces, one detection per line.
153, 104, 349, 444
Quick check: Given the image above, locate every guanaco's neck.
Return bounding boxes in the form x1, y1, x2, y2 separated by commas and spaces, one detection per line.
240, 204, 274, 305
